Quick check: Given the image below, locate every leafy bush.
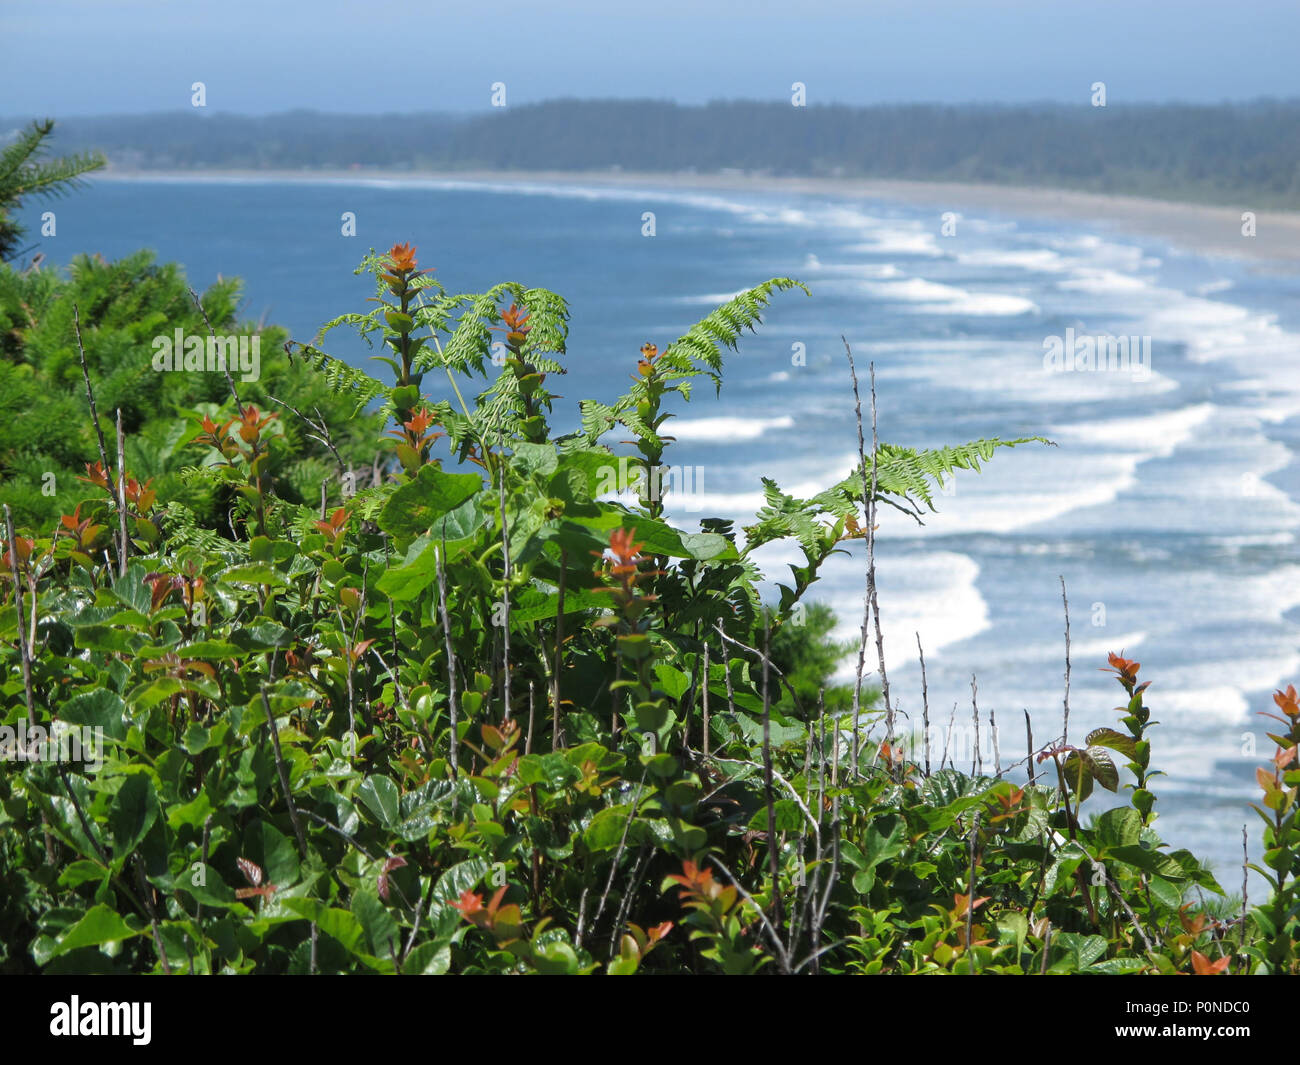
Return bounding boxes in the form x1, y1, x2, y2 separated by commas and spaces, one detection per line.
1, 243, 1296, 974
0, 249, 384, 532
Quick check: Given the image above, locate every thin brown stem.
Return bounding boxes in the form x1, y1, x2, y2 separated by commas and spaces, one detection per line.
115, 408, 129, 577
4, 504, 53, 862
552, 548, 566, 745
1025, 710, 1036, 784
73, 306, 119, 502
436, 540, 459, 776
761, 617, 783, 935
1060, 575, 1071, 746
917, 632, 930, 777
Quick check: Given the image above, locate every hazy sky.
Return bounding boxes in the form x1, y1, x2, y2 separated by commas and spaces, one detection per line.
3, 0, 1297, 115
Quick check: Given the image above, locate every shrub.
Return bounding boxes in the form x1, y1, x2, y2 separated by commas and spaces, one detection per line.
1, 243, 1293, 974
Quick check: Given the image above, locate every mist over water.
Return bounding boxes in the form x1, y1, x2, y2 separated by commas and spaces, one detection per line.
29, 175, 1300, 878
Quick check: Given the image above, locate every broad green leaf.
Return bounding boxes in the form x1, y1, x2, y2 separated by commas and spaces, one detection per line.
1147, 875, 1183, 909
48, 905, 141, 958
432, 859, 489, 906
746, 799, 804, 833
403, 938, 452, 975
353, 888, 401, 960
1094, 806, 1141, 850
1085, 727, 1138, 761
585, 805, 635, 851
59, 688, 128, 742
378, 465, 482, 539
357, 775, 401, 829
108, 774, 159, 860
221, 564, 288, 587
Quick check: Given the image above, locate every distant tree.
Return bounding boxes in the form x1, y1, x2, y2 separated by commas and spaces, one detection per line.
768, 601, 863, 716
0, 118, 106, 261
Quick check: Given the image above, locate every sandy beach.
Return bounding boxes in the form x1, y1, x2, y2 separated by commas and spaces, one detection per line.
99, 166, 1300, 271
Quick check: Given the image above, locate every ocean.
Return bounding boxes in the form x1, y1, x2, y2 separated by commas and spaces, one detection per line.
22, 174, 1300, 883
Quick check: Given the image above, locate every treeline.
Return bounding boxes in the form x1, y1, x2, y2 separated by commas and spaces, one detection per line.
7, 99, 1300, 205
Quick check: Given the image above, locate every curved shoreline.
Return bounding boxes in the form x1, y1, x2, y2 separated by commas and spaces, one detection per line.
95, 166, 1300, 270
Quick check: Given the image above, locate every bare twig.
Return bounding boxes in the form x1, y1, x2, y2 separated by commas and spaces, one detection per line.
917, 632, 931, 777
707, 856, 792, 974
831, 709, 842, 788
134, 856, 171, 975
990, 706, 1001, 777
844, 337, 873, 777
816, 690, 827, 814
1240, 825, 1249, 957
965, 812, 980, 972
942, 701, 957, 772
971, 674, 982, 776
115, 408, 129, 577
4, 505, 37, 739
552, 548, 566, 746
403, 876, 435, 963
608, 844, 652, 961
723, 634, 737, 720
591, 770, 649, 939
58, 768, 109, 866
436, 540, 459, 776
261, 687, 309, 861
702, 641, 711, 760
304, 809, 375, 860
1060, 575, 1071, 745
707, 755, 819, 836
196, 816, 211, 930
72, 306, 117, 501
1098, 857, 1155, 955
1025, 709, 1036, 785
267, 397, 346, 477
761, 617, 783, 934
712, 624, 803, 710
5, 504, 54, 863
526, 678, 536, 756
844, 343, 894, 754
498, 434, 511, 720
188, 287, 245, 415
575, 877, 592, 951
370, 646, 407, 717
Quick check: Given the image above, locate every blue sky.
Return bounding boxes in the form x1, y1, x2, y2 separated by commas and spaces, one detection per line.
2, 0, 1297, 115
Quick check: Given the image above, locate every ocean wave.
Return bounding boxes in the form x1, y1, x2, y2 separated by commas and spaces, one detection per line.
956, 248, 1069, 272
862, 278, 1038, 316
665, 414, 795, 442
844, 229, 944, 258
1057, 269, 1154, 293
1050, 403, 1215, 455
808, 550, 991, 677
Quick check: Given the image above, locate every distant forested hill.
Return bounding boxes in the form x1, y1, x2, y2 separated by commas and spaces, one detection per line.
8, 99, 1300, 206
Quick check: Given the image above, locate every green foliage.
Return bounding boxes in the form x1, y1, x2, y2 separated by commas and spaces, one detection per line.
0, 119, 106, 261
767, 602, 859, 715
0, 249, 384, 533
0, 243, 1290, 976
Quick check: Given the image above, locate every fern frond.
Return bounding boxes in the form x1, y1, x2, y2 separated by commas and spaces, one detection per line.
743, 478, 827, 556
287, 341, 393, 416
411, 282, 570, 377
814, 436, 1053, 514
660, 278, 808, 392
587, 278, 806, 448
578, 400, 618, 445
156, 501, 241, 558
346, 482, 395, 524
